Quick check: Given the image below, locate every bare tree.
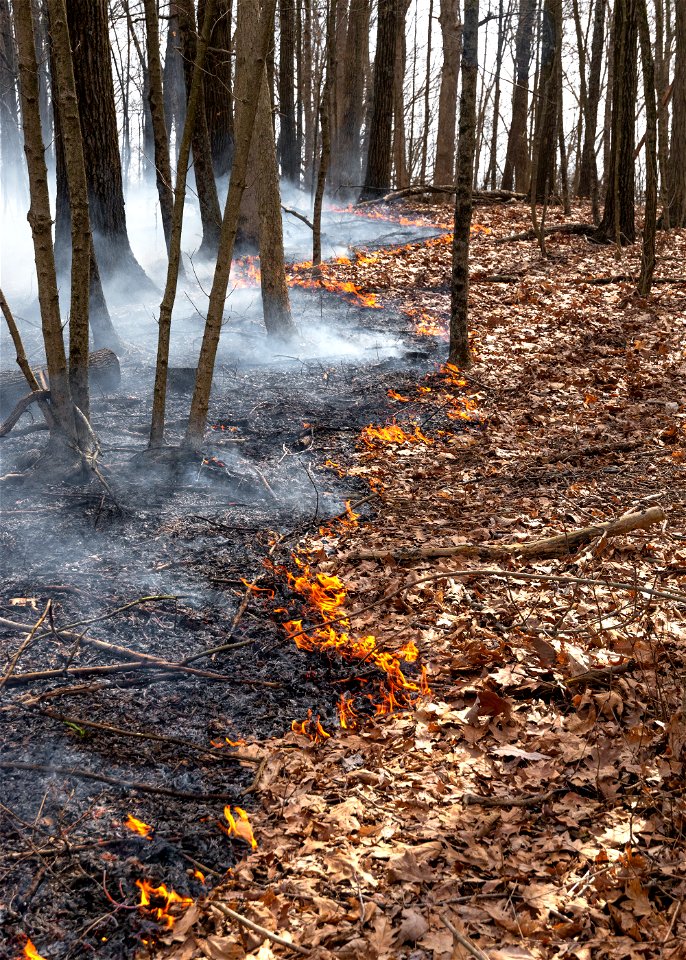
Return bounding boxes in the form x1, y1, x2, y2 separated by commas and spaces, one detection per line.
313, 0, 337, 266
433, 0, 461, 186
636, 0, 656, 294
279, 0, 300, 182
666, 0, 686, 226
360, 0, 401, 199
143, 0, 174, 253
501, 0, 535, 192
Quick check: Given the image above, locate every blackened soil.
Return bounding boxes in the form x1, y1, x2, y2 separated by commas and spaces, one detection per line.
0, 276, 469, 959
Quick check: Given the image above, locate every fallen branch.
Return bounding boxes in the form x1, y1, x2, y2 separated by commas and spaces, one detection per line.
0, 760, 236, 801
495, 222, 597, 244
440, 913, 491, 960
359, 184, 526, 204
282, 205, 314, 230
211, 902, 310, 955
346, 506, 665, 563
462, 788, 565, 808
0, 389, 51, 437
565, 659, 636, 687
0, 602, 51, 690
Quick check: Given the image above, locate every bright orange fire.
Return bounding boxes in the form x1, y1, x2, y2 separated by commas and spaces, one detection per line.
281, 561, 428, 721
223, 806, 258, 850
136, 880, 193, 929
291, 709, 332, 743
23, 940, 47, 960
387, 389, 410, 402
360, 422, 432, 447
125, 815, 152, 838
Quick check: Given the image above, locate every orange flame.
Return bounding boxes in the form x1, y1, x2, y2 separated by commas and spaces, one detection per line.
136, 880, 193, 929
23, 940, 47, 960
291, 709, 332, 743
125, 815, 152, 838
387, 389, 411, 402
193, 869, 205, 883
360, 422, 432, 447
224, 806, 258, 850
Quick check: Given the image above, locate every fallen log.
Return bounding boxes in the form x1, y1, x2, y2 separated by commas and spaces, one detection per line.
495, 222, 597, 244
345, 506, 665, 564
0, 348, 121, 413
358, 184, 527, 204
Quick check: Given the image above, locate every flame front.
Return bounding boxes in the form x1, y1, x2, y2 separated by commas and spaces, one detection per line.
224, 805, 258, 850
23, 940, 47, 960
125, 814, 152, 838
136, 879, 193, 929
292, 709, 332, 742
360, 422, 432, 447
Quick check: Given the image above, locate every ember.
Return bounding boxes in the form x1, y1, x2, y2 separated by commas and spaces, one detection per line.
136, 879, 193, 929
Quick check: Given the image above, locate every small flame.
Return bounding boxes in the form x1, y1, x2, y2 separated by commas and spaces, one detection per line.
23, 940, 47, 960
224, 806, 258, 850
291, 709, 332, 743
125, 815, 152, 838
387, 389, 411, 402
338, 695, 360, 731
360, 422, 432, 447
193, 869, 205, 883
136, 880, 193, 929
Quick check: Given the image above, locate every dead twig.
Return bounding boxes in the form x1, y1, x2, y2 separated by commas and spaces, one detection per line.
440, 913, 491, 960
0, 760, 237, 802
211, 902, 310, 955
462, 788, 565, 808
0, 602, 52, 692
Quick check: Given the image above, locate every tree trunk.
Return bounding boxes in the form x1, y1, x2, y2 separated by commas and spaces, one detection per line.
531, 0, 561, 202
199, 0, 234, 177
654, 0, 671, 225
336, 0, 369, 195
601, 9, 615, 195
501, 0, 535, 192
486, 0, 505, 189
14, 0, 75, 439
392, 0, 410, 189
666, 0, 686, 226
636, 0, 656, 294
301, 0, 314, 191
47, 0, 91, 419
177, 0, 222, 258
595, 0, 637, 245
65, 0, 149, 286
143, 0, 174, 254
234, 0, 294, 336
313, 0, 337, 266
0, 0, 25, 199
577, 0, 604, 197
433, 0, 461, 186
569, 0, 588, 193
557, 80, 570, 213
419, 0, 433, 183
360, 0, 400, 199
150, 0, 218, 448
163, 10, 186, 156
278, 0, 299, 182
449, 0, 478, 369
185, 0, 279, 449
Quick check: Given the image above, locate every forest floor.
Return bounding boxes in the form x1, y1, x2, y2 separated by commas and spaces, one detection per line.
2, 200, 686, 960
154, 200, 686, 960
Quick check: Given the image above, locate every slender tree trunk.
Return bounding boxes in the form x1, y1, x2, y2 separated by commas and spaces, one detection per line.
302, 0, 314, 191
570, 0, 588, 192
14, 0, 75, 439
392, 0, 410, 189
150, 0, 217, 449
199, 0, 234, 177
487, 0, 505, 189
636, 0, 656, 294
595, 0, 638, 244
177, 0, 222, 258
666, 0, 686, 226
163, 10, 186, 157
235, 0, 294, 336
601, 9, 615, 194
360, 0, 400, 199
419, 0, 433, 183
313, 0, 337, 265
558, 81, 570, 213
0, 0, 25, 199
185, 0, 279, 449
449, 0, 478, 369
531, 0, 561, 202
47, 0, 90, 419
578, 0, 604, 197
143, 0, 174, 253
278, 0, 299, 182
654, 0, 670, 225
502, 0, 535, 192
433, 0, 461, 185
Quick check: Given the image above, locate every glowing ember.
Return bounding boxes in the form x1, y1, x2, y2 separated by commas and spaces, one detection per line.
291, 709, 332, 743
360, 422, 432, 447
23, 940, 47, 960
136, 880, 193, 929
224, 806, 258, 850
125, 814, 152, 838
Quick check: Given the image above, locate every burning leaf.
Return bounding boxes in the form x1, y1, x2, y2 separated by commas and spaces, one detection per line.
136, 879, 193, 929
224, 805, 258, 850
291, 709, 331, 743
